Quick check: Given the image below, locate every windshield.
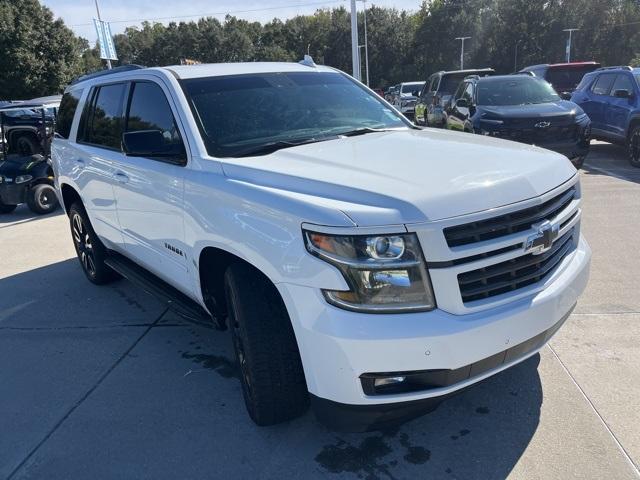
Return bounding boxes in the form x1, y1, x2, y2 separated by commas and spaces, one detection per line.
477, 77, 560, 106
401, 82, 424, 94
182, 71, 408, 158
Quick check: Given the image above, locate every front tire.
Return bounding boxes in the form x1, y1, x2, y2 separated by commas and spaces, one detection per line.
27, 183, 59, 214
68, 202, 119, 285
628, 126, 640, 168
224, 263, 309, 426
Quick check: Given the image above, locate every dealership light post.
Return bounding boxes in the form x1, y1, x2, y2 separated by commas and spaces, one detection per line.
455, 36, 471, 70
350, 0, 361, 80
563, 28, 579, 62
94, 0, 111, 69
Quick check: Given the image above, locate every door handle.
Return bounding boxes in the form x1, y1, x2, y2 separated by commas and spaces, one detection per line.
114, 171, 129, 184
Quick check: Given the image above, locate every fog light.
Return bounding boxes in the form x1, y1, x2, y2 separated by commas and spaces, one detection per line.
374, 376, 406, 388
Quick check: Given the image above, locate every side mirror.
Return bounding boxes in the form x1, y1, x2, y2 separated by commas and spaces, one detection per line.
560, 91, 572, 100
122, 130, 186, 163
613, 89, 631, 99
456, 98, 469, 108
412, 90, 421, 97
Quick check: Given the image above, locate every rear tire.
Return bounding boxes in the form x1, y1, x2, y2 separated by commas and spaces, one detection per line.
27, 183, 58, 214
224, 263, 309, 426
15, 135, 39, 156
68, 202, 119, 285
628, 126, 640, 168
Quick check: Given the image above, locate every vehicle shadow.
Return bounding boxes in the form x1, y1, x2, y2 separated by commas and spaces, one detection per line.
1, 258, 542, 480
0, 203, 63, 227
583, 141, 640, 184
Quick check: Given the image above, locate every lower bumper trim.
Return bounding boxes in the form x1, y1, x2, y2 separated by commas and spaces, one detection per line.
312, 304, 575, 432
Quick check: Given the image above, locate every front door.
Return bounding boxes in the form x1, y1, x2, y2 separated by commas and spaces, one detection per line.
111, 80, 191, 293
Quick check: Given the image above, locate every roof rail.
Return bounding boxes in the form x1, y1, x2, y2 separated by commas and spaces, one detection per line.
70, 65, 147, 85
595, 66, 632, 71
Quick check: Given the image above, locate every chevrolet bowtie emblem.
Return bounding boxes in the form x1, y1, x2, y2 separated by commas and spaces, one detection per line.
534, 121, 551, 128
524, 221, 559, 255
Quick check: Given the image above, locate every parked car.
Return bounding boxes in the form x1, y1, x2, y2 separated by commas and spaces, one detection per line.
571, 66, 640, 167
415, 68, 494, 127
445, 74, 590, 168
519, 62, 600, 99
52, 62, 590, 432
392, 81, 425, 119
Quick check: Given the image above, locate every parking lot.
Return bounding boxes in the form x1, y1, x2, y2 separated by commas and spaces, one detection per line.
0, 141, 638, 480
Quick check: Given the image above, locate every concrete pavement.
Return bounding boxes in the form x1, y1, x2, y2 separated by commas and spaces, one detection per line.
1, 142, 638, 479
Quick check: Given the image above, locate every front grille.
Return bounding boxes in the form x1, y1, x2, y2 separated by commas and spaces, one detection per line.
457, 229, 575, 303
502, 125, 578, 144
444, 186, 575, 247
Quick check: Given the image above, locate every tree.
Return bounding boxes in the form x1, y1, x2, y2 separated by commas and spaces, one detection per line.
0, 0, 86, 98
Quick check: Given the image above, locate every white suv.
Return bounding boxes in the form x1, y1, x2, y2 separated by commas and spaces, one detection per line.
51, 62, 591, 431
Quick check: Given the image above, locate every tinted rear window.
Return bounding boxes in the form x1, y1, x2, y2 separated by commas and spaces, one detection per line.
56, 89, 83, 139
438, 74, 468, 94
546, 65, 600, 91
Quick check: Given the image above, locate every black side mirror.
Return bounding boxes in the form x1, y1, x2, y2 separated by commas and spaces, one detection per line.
122, 130, 186, 163
560, 91, 572, 100
456, 98, 469, 108
613, 89, 631, 99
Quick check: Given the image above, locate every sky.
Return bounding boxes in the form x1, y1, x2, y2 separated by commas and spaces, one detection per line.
41, 0, 423, 44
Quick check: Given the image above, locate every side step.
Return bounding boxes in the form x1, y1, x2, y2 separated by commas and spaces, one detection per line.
105, 251, 214, 327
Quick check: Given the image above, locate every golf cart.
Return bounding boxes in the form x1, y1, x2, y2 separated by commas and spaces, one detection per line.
0, 99, 59, 214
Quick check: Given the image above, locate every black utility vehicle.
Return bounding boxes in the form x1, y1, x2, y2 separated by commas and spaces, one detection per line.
0, 101, 59, 214
445, 74, 591, 168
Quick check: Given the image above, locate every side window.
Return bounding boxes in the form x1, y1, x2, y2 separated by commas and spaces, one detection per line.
591, 73, 616, 96
56, 88, 83, 139
125, 81, 185, 160
462, 82, 474, 103
80, 83, 127, 149
610, 74, 634, 95
429, 76, 438, 92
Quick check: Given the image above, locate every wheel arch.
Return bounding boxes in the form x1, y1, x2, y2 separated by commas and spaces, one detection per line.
60, 182, 82, 214
627, 115, 640, 138
197, 245, 283, 329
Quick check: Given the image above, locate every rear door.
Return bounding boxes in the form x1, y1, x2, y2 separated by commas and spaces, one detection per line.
606, 73, 637, 139
73, 83, 128, 248
111, 79, 191, 292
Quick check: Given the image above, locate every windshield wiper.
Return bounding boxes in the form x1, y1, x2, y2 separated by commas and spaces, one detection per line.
231, 137, 324, 157
331, 127, 390, 137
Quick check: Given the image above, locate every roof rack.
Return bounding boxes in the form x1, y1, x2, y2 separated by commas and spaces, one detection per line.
596, 66, 632, 71
70, 65, 146, 85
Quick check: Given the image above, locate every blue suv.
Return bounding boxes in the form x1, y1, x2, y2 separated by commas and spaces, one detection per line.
571, 66, 640, 167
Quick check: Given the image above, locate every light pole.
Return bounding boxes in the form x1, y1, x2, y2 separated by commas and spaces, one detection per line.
350, 0, 360, 80
455, 36, 471, 70
514, 40, 519, 73
563, 28, 579, 62
94, 0, 111, 69
361, 0, 370, 86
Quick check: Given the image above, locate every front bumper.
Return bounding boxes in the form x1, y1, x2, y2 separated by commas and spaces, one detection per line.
0, 182, 27, 205
277, 235, 590, 430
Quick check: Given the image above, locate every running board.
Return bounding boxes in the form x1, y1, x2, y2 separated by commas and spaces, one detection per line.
105, 251, 214, 327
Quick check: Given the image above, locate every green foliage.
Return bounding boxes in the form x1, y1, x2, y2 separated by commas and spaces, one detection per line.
0, 0, 90, 99
3, 0, 640, 98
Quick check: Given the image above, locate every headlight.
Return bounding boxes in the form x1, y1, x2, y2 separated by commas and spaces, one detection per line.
303, 230, 436, 313
15, 175, 33, 184
575, 113, 589, 123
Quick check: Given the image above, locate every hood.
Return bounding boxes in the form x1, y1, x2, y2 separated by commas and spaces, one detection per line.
220, 129, 577, 226
478, 101, 584, 127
